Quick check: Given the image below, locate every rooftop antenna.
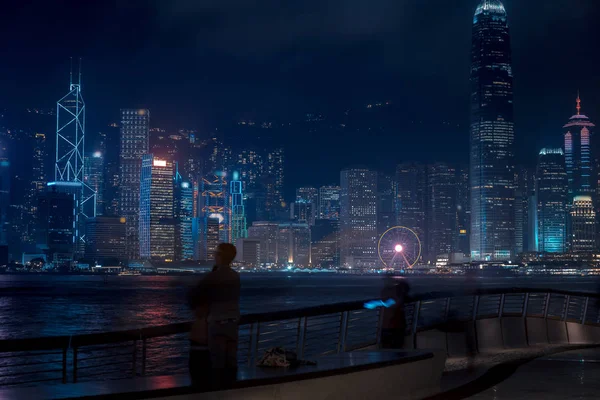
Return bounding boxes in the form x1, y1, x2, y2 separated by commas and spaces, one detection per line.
576, 90, 581, 116
69, 57, 73, 87
78, 57, 82, 88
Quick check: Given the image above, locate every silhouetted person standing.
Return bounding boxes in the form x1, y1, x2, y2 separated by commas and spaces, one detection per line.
380, 278, 409, 349
189, 243, 240, 389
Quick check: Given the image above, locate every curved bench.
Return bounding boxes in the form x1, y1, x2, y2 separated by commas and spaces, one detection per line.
0, 350, 446, 400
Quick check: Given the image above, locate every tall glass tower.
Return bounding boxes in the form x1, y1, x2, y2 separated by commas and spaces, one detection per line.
469, 0, 515, 261
119, 109, 150, 260
536, 149, 567, 253
563, 96, 596, 202
139, 155, 174, 260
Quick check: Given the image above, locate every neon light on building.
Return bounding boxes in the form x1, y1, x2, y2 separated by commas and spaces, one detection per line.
50, 59, 96, 254
230, 170, 247, 245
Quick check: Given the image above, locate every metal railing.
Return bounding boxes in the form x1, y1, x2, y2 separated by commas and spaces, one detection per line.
1, 287, 599, 387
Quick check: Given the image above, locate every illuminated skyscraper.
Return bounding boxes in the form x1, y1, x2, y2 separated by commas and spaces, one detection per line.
318, 185, 340, 220
536, 149, 567, 253
571, 196, 595, 253
396, 163, 426, 249
470, 0, 515, 261
265, 148, 285, 220
0, 158, 9, 245
340, 168, 378, 269
84, 152, 104, 215
199, 172, 229, 260
455, 166, 470, 255
31, 133, 47, 195
515, 167, 535, 254
50, 62, 96, 253
103, 123, 120, 216
174, 169, 194, 261
237, 149, 263, 193
427, 163, 457, 260
295, 187, 318, 226
119, 109, 150, 260
139, 155, 174, 260
563, 95, 595, 202
377, 174, 396, 236
230, 171, 247, 245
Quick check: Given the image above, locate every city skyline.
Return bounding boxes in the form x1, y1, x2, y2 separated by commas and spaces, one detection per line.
1, 0, 599, 268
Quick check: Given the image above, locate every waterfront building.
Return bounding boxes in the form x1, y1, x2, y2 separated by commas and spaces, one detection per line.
265, 148, 285, 221
50, 67, 96, 255
571, 195, 595, 253
563, 95, 596, 202
199, 172, 229, 260
230, 171, 248, 245
102, 123, 120, 216
470, 0, 515, 261
139, 155, 175, 260
84, 216, 126, 263
296, 187, 318, 225
0, 158, 8, 246
340, 168, 377, 269
174, 171, 194, 261
515, 167, 535, 253
455, 166, 470, 255
377, 174, 396, 237
563, 95, 596, 250
396, 163, 426, 253
318, 185, 340, 220
537, 149, 567, 253
427, 163, 457, 261
235, 238, 261, 267
277, 222, 311, 267
84, 151, 104, 215
36, 189, 75, 264
119, 109, 150, 260
247, 221, 278, 264
311, 219, 339, 268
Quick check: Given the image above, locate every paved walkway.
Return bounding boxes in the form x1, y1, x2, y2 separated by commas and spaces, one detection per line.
467, 347, 600, 399
424, 345, 600, 400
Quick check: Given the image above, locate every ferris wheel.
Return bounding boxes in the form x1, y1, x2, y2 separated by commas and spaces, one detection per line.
377, 226, 422, 270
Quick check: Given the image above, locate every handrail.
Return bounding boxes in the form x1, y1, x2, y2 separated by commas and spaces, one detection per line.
2, 286, 600, 387
1, 287, 598, 352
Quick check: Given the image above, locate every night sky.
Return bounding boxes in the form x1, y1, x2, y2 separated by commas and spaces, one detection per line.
2, 0, 600, 188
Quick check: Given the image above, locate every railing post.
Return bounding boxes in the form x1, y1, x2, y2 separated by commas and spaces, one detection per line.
523, 292, 530, 346
141, 338, 147, 376
62, 347, 68, 384
543, 293, 551, 319
132, 340, 137, 377
301, 317, 308, 358
412, 301, 421, 349
72, 347, 78, 383
337, 311, 349, 353
498, 294, 505, 318
582, 297, 590, 325
250, 322, 261, 366
246, 323, 254, 367
444, 297, 451, 322
522, 293, 529, 318
563, 295, 570, 321
472, 295, 480, 321
375, 307, 385, 349
295, 318, 305, 357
